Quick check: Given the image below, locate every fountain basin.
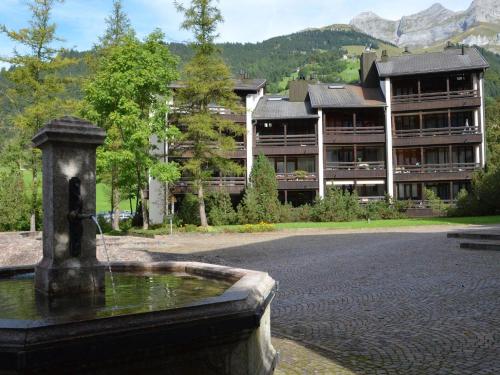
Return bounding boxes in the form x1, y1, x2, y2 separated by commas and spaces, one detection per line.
0, 261, 278, 374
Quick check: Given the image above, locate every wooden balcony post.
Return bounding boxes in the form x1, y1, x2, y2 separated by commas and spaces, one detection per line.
448, 109, 452, 135
419, 112, 423, 136
353, 112, 357, 135
420, 147, 424, 168
449, 145, 453, 169
450, 181, 454, 201
284, 123, 288, 147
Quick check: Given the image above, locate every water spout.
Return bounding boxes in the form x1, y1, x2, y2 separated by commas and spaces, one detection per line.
91, 216, 117, 302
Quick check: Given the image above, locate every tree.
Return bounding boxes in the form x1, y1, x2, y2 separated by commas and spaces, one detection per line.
238, 154, 281, 224
84, 31, 179, 230
0, 0, 78, 231
86, 0, 134, 232
174, 0, 244, 227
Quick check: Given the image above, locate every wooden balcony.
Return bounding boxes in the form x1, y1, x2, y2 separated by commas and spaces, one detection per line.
393, 126, 482, 146
276, 172, 319, 190
325, 161, 386, 179
174, 177, 246, 194
255, 134, 316, 147
392, 90, 481, 112
394, 163, 480, 182
173, 141, 246, 159
324, 126, 385, 144
254, 134, 318, 155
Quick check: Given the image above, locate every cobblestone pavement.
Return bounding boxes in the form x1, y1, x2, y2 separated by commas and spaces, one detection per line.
1, 226, 499, 374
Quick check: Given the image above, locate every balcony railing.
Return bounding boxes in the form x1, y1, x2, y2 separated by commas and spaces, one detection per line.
255, 134, 317, 147
276, 172, 318, 181
359, 196, 386, 203
177, 176, 246, 187
394, 163, 479, 174
176, 141, 245, 151
326, 161, 386, 170
394, 126, 480, 138
392, 89, 478, 104
325, 126, 385, 135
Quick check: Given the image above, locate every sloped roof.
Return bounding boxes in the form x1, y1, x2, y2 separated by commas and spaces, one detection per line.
376, 48, 489, 78
169, 78, 266, 92
308, 84, 386, 109
253, 96, 318, 120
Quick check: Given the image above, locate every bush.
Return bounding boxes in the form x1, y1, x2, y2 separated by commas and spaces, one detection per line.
177, 193, 200, 226
311, 188, 362, 222
362, 198, 407, 220
0, 169, 30, 231
206, 191, 237, 226
423, 188, 446, 214
279, 203, 313, 223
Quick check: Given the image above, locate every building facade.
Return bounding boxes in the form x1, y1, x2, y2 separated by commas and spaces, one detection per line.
149, 47, 489, 224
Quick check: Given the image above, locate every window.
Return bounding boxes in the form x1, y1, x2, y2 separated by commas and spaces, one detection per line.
451, 111, 474, 128
393, 79, 417, 96
358, 147, 384, 162
420, 76, 447, 93
396, 149, 420, 166
326, 111, 353, 129
397, 183, 421, 200
395, 115, 419, 131
426, 183, 450, 201
425, 148, 448, 165
452, 146, 474, 164
453, 181, 472, 197
449, 73, 472, 91
423, 113, 448, 129
326, 147, 354, 163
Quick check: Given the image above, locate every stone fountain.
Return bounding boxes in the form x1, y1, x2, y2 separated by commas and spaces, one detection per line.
0, 117, 278, 374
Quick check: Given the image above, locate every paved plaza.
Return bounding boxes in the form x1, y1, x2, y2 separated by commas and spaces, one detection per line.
1, 225, 499, 374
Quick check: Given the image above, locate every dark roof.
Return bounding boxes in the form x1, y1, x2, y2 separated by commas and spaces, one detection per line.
308, 84, 386, 109
169, 78, 266, 92
376, 48, 489, 78
253, 96, 318, 120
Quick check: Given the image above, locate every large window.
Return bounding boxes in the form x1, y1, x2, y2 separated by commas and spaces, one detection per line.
326, 147, 354, 163
449, 73, 472, 92
451, 111, 474, 128
392, 79, 418, 96
356, 184, 385, 198
397, 183, 421, 200
357, 147, 384, 162
395, 115, 419, 131
453, 181, 472, 197
396, 149, 421, 166
325, 111, 353, 129
424, 148, 448, 165
420, 76, 447, 93
268, 156, 315, 174
423, 113, 448, 129
452, 146, 475, 164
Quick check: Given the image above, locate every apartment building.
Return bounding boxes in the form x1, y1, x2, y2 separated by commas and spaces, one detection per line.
149, 47, 489, 223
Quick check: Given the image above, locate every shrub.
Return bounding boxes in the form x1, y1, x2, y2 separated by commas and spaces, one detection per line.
222, 222, 276, 233
0, 169, 30, 231
311, 188, 362, 222
423, 188, 446, 214
362, 198, 407, 220
238, 154, 281, 224
177, 193, 200, 226
279, 203, 313, 223
206, 190, 237, 226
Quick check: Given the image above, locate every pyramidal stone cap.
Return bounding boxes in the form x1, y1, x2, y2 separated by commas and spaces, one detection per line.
32, 116, 106, 148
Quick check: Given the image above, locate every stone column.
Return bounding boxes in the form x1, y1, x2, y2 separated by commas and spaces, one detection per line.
32, 117, 106, 296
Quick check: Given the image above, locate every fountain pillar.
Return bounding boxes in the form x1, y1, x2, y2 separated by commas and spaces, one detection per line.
32, 116, 106, 296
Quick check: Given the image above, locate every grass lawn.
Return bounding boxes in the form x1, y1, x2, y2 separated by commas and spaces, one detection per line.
212, 215, 500, 233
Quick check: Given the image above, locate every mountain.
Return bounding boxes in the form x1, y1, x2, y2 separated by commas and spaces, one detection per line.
350, 0, 500, 51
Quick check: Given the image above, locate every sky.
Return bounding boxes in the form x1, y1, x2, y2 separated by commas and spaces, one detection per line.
0, 0, 473, 67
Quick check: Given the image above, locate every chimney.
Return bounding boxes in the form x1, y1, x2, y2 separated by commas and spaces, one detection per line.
462, 44, 465, 55
381, 50, 389, 62
403, 46, 411, 54
360, 50, 378, 88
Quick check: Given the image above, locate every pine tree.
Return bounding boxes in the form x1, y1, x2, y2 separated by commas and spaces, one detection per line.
238, 154, 281, 223
0, 0, 78, 231
99, 0, 133, 48
175, 0, 244, 227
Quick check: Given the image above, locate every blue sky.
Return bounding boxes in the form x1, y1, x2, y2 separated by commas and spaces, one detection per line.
0, 0, 473, 67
